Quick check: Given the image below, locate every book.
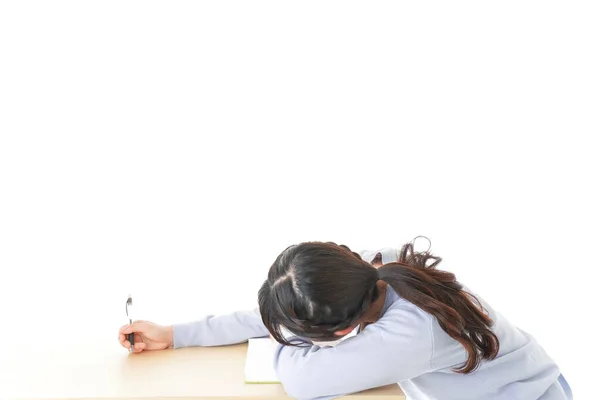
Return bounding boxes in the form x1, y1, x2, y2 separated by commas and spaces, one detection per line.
244, 328, 359, 384
244, 338, 280, 384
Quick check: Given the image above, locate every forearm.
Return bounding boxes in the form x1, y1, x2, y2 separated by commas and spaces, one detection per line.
172, 308, 269, 348
273, 304, 433, 399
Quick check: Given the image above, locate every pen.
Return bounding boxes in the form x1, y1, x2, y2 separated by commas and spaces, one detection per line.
126, 294, 134, 353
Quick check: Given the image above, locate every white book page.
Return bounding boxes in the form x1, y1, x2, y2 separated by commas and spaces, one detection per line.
244, 338, 280, 383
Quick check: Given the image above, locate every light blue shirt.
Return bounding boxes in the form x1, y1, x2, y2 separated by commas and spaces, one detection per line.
173, 247, 572, 400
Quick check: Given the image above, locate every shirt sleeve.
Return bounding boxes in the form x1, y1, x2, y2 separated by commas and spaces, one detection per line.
172, 308, 270, 348
273, 301, 434, 400
358, 247, 400, 264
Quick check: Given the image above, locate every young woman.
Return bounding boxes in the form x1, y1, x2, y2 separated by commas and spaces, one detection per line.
118, 240, 572, 400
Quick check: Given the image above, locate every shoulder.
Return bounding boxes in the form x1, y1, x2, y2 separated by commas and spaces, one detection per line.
351, 295, 435, 371
365, 291, 435, 356
379, 293, 435, 335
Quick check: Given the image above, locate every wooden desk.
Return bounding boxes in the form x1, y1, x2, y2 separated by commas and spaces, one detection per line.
0, 342, 405, 399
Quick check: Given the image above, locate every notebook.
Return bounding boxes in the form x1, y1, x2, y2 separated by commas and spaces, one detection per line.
244, 328, 360, 383
244, 338, 280, 384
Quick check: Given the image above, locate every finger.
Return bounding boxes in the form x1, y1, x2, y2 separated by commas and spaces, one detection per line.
120, 339, 131, 349
120, 322, 145, 334
132, 342, 146, 353
118, 332, 128, 345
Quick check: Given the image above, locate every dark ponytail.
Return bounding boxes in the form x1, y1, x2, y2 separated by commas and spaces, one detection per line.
258, 239, 499, 374
377, 242, 499, 373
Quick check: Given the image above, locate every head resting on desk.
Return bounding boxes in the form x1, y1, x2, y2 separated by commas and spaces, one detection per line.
257, 238, 500, 374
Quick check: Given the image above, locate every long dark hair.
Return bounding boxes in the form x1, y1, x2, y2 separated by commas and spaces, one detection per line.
258, 239, 499, 374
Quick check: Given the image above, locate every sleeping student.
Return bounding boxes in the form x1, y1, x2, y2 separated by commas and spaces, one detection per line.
118, 239, 572, 400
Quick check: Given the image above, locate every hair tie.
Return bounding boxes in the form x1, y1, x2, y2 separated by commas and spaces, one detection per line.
411, 235, 432, 253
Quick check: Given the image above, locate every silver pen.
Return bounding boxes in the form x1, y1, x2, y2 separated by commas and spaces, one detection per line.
126, 294, 134, 353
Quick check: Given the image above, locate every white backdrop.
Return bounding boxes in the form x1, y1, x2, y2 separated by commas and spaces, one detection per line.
1, 1, 597, 398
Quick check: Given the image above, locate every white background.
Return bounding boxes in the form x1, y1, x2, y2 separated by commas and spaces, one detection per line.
0, 1, 598, 398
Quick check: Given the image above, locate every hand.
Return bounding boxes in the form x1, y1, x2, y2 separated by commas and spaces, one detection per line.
118, 320, 174, 353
